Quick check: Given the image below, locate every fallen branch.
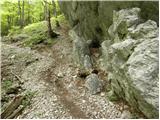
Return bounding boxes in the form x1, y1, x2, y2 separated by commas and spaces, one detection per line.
10, 71, 23, 84
7, 105, 24, 119
1, 95, 24, 119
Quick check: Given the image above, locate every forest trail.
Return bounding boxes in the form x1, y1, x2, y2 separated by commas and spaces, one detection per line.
1, 27, 131, 119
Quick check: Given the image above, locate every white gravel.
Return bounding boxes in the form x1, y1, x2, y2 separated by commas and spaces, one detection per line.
2, 37, 133, 119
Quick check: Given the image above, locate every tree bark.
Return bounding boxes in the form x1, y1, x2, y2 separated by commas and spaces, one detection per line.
44, 0, 58, 38
22, 0, 25, 27
1, 96, 24, 119
43, 2, 47, 21
18, 0, 22, 27
27, 1, 31, 24
52, 0, 60, 27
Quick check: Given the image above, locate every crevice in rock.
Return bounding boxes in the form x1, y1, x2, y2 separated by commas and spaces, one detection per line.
91, 69, 99, 74
95, 26, 103, 35
77, 71, 90, 79
72, 19, 79, 27
89, 38, 101, 48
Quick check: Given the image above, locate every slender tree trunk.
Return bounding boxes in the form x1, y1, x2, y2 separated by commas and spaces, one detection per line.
44, 0, 58, 38
27, 1, 31, 24
7, 15, 10, 30
52, 0, 60, 27
22, 0, 25, 27
18, 0, 22, 27
44, 2, 47, 21
47, 9, 53, 37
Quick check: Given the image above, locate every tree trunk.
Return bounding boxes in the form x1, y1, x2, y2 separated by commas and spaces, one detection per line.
27, 1, 31, 24
22, 0, 25, 27
18, 0, 22, 27
7, 15, 10, 31
43, 2, 47, 21
44, 1, 58, 38
52, 0, 60, 27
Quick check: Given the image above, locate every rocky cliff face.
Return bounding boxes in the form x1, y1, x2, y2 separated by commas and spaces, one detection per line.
59, 1, 158, 41
101, 8, 159, 118
59, 1, 159, 118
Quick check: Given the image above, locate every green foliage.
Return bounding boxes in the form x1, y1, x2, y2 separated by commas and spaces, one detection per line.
23, 34, 46, 47
23, 21, 47, 35
1, 0, 62, 36
107, 90, 119, 101
51, 14, 66, 27
22, 91, 36, 107
2, 79, 13, 90
1, 0, 67, 48
20, 15, 64, 47
8, 26, 21, 36
22, 21, 47, 47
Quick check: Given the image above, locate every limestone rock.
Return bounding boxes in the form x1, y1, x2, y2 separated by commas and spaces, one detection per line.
101, 8, 159, 118
59, 1, 158, 41
59, 1, 159, 118
85, 74, 103, 95
126, 38, 159, 115
69, 30, 92, 69
129, 20, 158, 39
84, 55, 92, 69
120, 110, 132, 119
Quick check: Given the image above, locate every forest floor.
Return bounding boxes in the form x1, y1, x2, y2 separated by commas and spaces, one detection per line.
1, 24, 135, 119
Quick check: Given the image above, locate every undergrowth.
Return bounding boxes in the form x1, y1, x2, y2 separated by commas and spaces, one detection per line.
6, 15, 66, 48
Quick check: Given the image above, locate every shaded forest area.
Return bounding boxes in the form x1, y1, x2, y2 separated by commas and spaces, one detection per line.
1, 0, 61, 36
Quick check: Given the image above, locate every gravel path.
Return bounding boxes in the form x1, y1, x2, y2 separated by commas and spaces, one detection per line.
2, 33, 132, 119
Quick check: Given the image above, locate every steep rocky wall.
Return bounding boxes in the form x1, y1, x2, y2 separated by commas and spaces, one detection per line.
101, 8, 159, 118
59, 1, 159, 118
59, 1, 158, 42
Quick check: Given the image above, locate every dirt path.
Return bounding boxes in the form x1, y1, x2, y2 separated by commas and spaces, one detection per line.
1, 28, 132, 119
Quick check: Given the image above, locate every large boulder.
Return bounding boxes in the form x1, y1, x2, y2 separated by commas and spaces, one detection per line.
101, 8, 159, 118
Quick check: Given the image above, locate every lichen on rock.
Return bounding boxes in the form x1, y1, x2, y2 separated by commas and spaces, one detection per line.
101, 8, 159, 118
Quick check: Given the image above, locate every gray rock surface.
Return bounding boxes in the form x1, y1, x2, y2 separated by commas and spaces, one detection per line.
120, 110, 132, 119
69, 30, 92, 69
101, 8, 159, 118
59, 1, 158, 41
85, 74, 103, 95
59, 1, 159, 118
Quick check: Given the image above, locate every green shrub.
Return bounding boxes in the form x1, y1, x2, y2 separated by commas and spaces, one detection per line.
22, 91, 36, 107
23, 21, 47, 35
2, 79, 13, 90
23, 33, 46, 47
8, 26, 21, 36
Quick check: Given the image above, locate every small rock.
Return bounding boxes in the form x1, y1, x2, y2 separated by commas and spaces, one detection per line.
94, 53, 100, 58
120, 110, 132, 119
85, 74, 103, 95
123, 105, 129, 109
72, 75, 77, 80
53, 96, 58, 102
57, 72, 63, 78
82, 100, 86, 103
100, 92, 105, 97
10, 55, 16, 59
